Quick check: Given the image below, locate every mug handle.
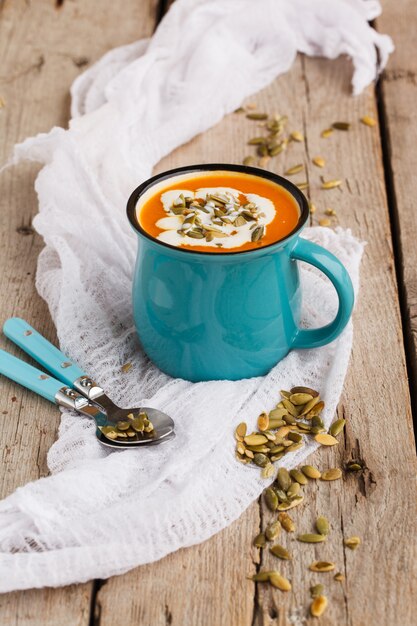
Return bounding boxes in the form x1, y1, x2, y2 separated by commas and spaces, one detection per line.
290, 237, 355, 349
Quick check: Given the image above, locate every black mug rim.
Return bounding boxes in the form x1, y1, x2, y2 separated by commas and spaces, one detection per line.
126, 163, 310, 257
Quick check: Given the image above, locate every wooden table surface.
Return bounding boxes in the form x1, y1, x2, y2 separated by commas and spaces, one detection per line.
0, 1, 416, 625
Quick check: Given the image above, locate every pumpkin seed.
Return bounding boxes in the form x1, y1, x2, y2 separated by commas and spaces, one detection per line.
248, 136, 267, 145
301, 465, 321, 479
329, 418, 346, 437
282, 414, 297, 425
273, 487, 288, 502
269, 143, 285, 156
270, 544, 291, 560
310, 583, 325, 598
101, 426, 118, 440
361, 115, 376, 127
253, 453, 270, 468
334, 572, 345, 582
277, 496, 303, 511
290, 392, 313, 405
319, 218, 331, 227
287, 482, 301, 499
116, 420, 130, 431
346, 461, 363, 471
275, 426, 291, 438
257, 412, 269, 431
265, 487, 278, 511
321, 468, 342, 481
278, 512, 295, 532
265, 521, 281, 541
310, 595, 328, 617
316, 516, 330, 536
300, 395, 321, 416
236, 442, 245, 455
258, 156, 270, 168
285, 164, 304, 176
276, 468, 292, 491
289, 469, 308, 485
344, 536, 361, 550
269, 572, 291, 591
251, 571, 273, 582
246, 112, 268, 120
287, 431, 303, 444
251, 225, 265, 242
253, 532, 267, 548
280, 390, 292, 399
332, 121, 350, 131
290, 131, 304, 142
282, 398, 298, 417
321, 179, 342, 190
243, 155, 255, 166
269, 407, 287, 420
234, 215, 247, 227
311, 415, 325, 430
325, 208, 337, 216
244, 434, 268, 446
257, 144, 268, 157
315, 433, 339, 446
286, 442, 304, 452
297, 533, 327, 543
244, 449, 254, 459
310, 561, 335, 572
309, 202, 317, 214
312, 156, 325, 168
261, 463, 275, 479
132, 416, 145, 432
246, 444, 270, 453
296, 182, 309, 190
321, 128, 334, 138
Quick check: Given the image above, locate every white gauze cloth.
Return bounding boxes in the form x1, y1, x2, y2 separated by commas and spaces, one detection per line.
0, 0, 390, 591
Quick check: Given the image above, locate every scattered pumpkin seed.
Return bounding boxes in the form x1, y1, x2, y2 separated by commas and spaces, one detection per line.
253, 533, 267, 548
277, 468, 292, 491
310, 561, 335, 572
332, 121, 350, 131
315, 433, 339, 446
248, 136, 267, 145
321, 468, 342, 481
290, 131, 304, 142
346, 461, 363, 471
301, 465, 321, 479
278, 512, 295, 532
329, 418, 346, 437
242, 155, 255, 166
319, 218, 331, 227
265, 521, 281, 541
290, 469, 308, 485
277, 496, 304, 511
297, 533, 327, 543
310, 595, 328, 617
269, 572, 291, 591
235, 422, 247, 439
309, 202, 317, 214
246, 112, 268, 120
285, 164, 304, 176
253, 453, 270, 468
251, 571, 273, 582
287, 482, 301, 499
261, 463, 276, 479
290, 392, 314, 405
321, 128, 334, 138
258, 156, 270, 168
316, 516, 330, 536
344, 536, 361, 550
312, 156, 326, 168
361, 115, 376, 127
244, 434, 268, 446
265, 487, 279, 511
310, 584, 325, 598
296, 182, 309, 190
270, 544, 291, 560
334, 572, 345, 582
321, 179, 342, 190
257, 412, 269, 431
121, 362, 132, 373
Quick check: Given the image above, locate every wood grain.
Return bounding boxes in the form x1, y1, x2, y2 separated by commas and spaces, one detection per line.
377, 1, 417, 414
0, 0, 157, 623
97, 53, 417, 626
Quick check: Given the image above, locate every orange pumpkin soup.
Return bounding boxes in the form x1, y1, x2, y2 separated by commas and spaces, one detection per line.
137, 171, 300, 253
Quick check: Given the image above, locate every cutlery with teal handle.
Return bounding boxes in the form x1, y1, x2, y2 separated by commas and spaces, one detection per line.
0, 318, 175, 449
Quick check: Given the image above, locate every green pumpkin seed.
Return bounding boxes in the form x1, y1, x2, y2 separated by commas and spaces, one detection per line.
278, 512, 295, 532
329, 418, 346, 437
344, 536, 361, 550
132, 416, 145, 432
310, 583, 325, 598
101, 426, 118, 440
246, 112, 268, 120
251, 571, 273, 582
284, 164, 304, 176
297, 533, 327, 543
282, 414, 297, 425
305, 400, 325, 419
251, 225, 265, 242
265, 487, 278, 511
273, 487, 288, 502
244, 434, 268, 446
346, 462, 362, 471
253, 533, 267, 548
310, 561, 335, 572
242, 155, 255, 166
300, 395, 321, 416
269, 572, 291, 591
270, 544, 291, 560
321, 179, 342, 190
282, 398, 298, 417
287, 482, 301, 499
332, 121, 350, 131
289, 469, 308, 485
334, 572, 345, 582
277, 496, 303, 511
265, 521, 281, 541
321, 468, 342, 481
276, 468, 292, 491
290, 392, 313, 405
116, 420, 130, 431
288, 431, 303, 444
315, 433, 339, 446
301, 465, 321, 479
268, 418, 287, 429
316, 516, 330, 536
269, 407, 287, 419
248, 136, 267, 145
280, 390, 292, 399
261, 463, 275, 479
253, 453, 270, 468
286, 442, 304, 452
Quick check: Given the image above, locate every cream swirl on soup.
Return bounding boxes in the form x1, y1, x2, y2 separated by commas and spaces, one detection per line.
155, 187, 276, 249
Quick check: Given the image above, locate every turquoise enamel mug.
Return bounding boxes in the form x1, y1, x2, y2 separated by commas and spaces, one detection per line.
127, 164, 354, 382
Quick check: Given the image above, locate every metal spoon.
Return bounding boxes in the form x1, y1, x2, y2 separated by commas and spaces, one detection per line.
2, 318, 175, 447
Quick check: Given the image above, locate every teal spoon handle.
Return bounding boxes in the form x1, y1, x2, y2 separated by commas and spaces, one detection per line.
0, 349, 64, 402
3, 317, 85, 387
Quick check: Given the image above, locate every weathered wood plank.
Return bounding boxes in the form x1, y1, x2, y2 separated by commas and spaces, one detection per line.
377, 1, 417, 417
97, 53, 417, 626
0, 0, 157, 622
